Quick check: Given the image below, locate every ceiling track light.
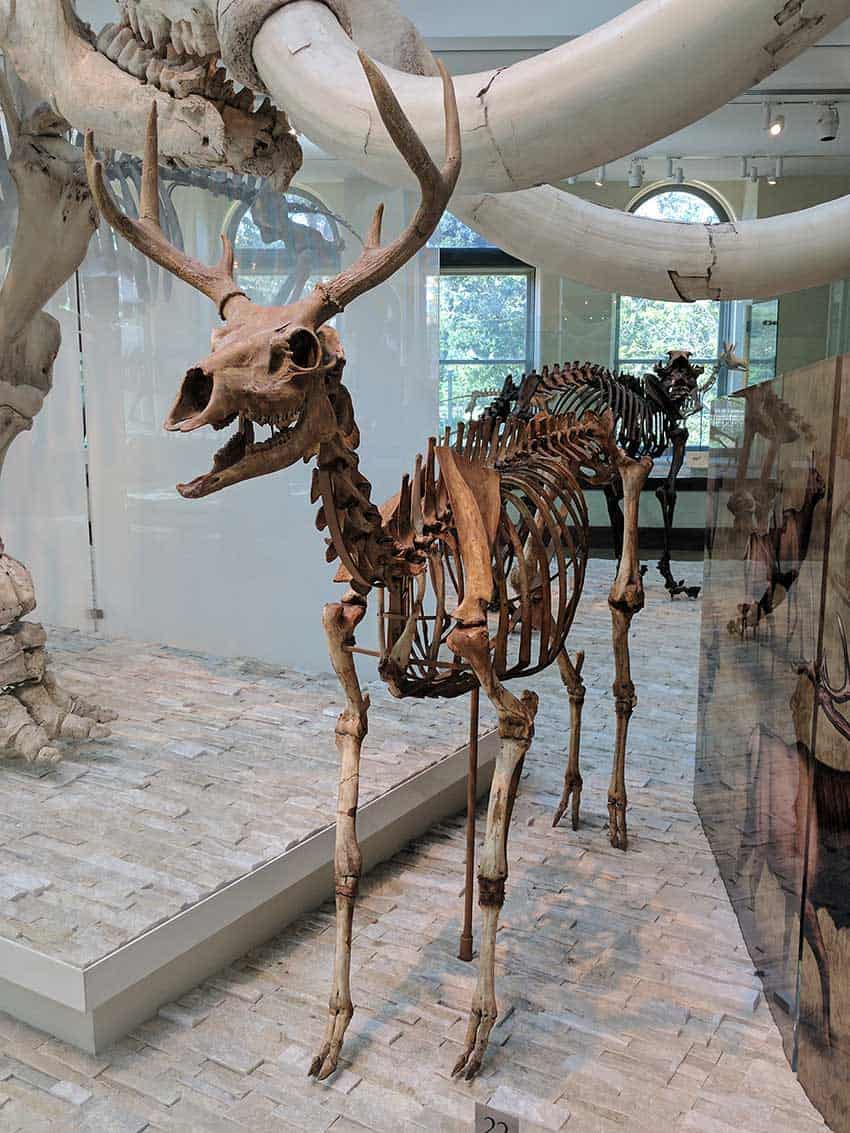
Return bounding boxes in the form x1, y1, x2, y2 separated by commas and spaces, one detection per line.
740, 157, 750, 179
763, 100, 785, 137
594, 164, 606, 187
750, 164, 760, 183
767, 157, 784, 185
666, 156, 675, 179
675, 165, 685, 185
628, 157, 645, 189
817, 102, 840, 142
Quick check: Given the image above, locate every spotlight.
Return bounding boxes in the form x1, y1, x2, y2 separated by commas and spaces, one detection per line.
767, 157, 783, 185
628, 158, 645, 189
675, 166, 685, 184
817, 103, 839, 142
740, 157, 750, 179
594, 165, 606, 187
750, 165, 760, 183
763, 101, 785, 137
666, 156, 675, 179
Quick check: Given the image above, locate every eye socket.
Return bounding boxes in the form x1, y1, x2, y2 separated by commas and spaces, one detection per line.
289, 327, 321, 370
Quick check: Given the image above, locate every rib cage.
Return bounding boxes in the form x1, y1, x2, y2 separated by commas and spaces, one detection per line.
491, 360, 702, 460
378, 411, 617, 699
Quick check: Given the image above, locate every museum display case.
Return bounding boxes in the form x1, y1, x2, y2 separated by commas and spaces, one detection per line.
697, 356, 850, 1132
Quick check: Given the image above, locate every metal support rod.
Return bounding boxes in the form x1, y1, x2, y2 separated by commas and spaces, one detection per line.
458, 683, 480, 962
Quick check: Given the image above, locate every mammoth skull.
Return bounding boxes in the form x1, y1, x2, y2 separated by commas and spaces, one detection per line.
0, 0, 301, 183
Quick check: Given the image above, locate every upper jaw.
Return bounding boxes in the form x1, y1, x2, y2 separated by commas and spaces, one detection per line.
5, 0, 302, 182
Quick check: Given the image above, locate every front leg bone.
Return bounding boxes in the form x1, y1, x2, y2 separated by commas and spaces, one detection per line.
447, 619, 538, 1080
309, 594, 369, 1082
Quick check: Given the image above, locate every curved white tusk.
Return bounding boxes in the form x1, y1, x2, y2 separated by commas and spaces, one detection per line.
452, 186, 850, 301
253, 0, 850, 195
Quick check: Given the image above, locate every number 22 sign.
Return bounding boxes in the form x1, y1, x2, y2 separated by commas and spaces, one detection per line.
475, 1101, 520, 1132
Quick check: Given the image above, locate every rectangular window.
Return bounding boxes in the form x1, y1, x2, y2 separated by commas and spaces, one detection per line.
438, 249, 535, 429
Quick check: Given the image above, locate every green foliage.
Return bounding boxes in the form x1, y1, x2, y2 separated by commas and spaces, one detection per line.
618, 297, 720, 361
439, 272, 530, 426
440, 273, 528, 360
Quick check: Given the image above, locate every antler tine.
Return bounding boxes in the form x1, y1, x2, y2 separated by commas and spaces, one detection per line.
312, 51, 460, 322
84, 105, 248, 320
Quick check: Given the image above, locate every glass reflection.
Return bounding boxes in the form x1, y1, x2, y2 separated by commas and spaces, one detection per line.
698, 358, 850, 1133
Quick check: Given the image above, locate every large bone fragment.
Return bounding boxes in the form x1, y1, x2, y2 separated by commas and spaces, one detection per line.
453, 185, 850, 302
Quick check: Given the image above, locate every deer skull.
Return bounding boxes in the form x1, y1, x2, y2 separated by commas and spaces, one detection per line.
85, 52, 460, 499
164, 315, 349, 497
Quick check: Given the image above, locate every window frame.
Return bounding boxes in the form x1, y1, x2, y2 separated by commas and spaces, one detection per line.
613, 183, 736, 450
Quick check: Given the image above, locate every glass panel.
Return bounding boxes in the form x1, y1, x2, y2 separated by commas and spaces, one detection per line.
82, 165, 439, 671
228, 184, 347, 306
0, 149, 93, 632
796, 366, 850, 1129
697, 361, 838, 1068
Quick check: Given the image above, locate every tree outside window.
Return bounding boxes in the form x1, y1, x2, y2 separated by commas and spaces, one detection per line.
432, 214, 534, 428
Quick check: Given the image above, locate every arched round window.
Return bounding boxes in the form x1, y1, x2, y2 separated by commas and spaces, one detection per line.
616, 184, 739, 447
224, 185, 350, 306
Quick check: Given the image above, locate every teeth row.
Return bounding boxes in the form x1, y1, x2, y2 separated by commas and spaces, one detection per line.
121, 1, 218, 57
96, 21, 265, 112
248, 409, 299, 429
248, 431, 293, 453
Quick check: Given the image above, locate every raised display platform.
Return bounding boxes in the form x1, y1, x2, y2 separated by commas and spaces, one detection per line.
0, 632, 497, 1052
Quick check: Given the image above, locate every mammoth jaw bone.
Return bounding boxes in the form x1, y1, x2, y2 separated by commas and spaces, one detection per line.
0, 0, 301, 182
253, 0, 850, 196
452, 186, 850, 303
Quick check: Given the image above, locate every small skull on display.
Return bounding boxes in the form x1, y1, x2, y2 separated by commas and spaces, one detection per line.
0, 541, 116, 765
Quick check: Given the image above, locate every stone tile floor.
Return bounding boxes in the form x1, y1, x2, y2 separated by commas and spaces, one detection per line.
0, 561, 829, 1131
0, 629, 487, 966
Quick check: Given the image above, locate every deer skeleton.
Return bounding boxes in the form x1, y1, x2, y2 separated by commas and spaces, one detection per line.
85, 57, 652, 1082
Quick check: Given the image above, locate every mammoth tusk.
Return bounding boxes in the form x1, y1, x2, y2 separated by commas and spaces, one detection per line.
450, 185, 850, 302
253, 0, 850, 195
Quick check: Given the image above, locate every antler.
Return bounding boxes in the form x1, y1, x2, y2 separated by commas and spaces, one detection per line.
310, 51, 460, 324
84, 105, 249, 320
